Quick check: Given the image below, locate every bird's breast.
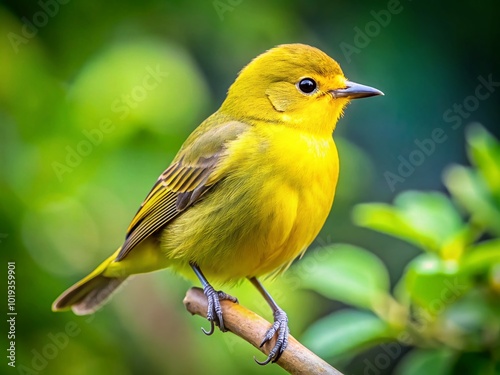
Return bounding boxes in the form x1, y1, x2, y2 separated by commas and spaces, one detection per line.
216, 125, 340, 278
162, 125, 339, 282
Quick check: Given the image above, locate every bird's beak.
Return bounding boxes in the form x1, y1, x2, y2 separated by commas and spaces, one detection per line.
330, 81, 384, 99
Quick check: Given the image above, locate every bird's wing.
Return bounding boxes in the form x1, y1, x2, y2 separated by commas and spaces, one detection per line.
115, 119, 249, 261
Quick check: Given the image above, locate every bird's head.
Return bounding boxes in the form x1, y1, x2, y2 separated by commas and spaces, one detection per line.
220, 43, 383, 136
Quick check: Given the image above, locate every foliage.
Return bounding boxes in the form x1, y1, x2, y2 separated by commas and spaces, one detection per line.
299, 124, 500, 374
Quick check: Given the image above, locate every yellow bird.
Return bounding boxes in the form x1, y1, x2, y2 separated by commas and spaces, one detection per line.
53, 43, 382, 364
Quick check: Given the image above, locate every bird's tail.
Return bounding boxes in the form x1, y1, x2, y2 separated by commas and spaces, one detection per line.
52, 248, 127, 315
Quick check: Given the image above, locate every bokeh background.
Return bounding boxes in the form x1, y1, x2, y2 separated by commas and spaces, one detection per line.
1, 0, 499, 374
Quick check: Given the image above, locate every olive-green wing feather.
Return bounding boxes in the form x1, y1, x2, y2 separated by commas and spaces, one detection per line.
116, 119, 249, 261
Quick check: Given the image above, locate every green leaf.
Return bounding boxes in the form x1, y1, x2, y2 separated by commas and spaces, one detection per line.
461, 239, 500, 274
301, 310, 393, 360
466, 124, 500, 202
444, 165, 500, 237
404, 253, 472, 310
393, 275, 411, 307
395, 349, 455, 375
353, 191, 464, 253
297, 244, 389, 310
353, 202, 434, 250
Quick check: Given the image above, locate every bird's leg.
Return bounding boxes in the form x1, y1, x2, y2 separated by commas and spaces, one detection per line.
249, 277, 289, 365
190, 262, 238, 335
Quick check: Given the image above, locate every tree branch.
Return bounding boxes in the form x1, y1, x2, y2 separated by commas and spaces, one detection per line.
183, 287, 344, 375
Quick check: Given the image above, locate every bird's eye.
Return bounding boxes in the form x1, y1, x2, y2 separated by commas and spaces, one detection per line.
297, 78, 317, 94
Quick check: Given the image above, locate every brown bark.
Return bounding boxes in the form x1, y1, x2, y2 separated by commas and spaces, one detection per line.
183, 287, 344, 375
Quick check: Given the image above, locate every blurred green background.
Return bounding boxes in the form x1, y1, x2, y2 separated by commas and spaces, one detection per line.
1, 0, 499, 374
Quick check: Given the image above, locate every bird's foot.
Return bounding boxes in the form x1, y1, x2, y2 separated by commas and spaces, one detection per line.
255, 307, 289, 365
202, 285, 238, 335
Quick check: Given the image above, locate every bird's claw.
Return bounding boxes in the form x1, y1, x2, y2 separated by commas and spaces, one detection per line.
201, 320, 215, 336
255, 307, 289, 365
202, 285, 238, 334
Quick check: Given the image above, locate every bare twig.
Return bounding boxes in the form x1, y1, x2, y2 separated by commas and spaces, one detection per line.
183, 287, 344, 375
